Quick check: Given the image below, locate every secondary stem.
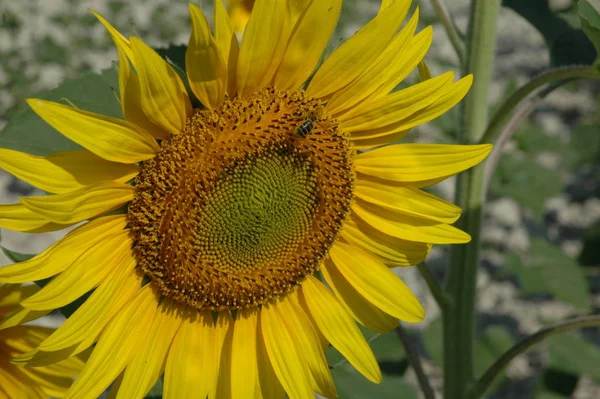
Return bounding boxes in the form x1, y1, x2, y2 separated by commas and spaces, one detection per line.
479, 66, 600, 145
396, 325, 436, 399
417, 263, 453, 311
443, 1, 500, 398
429, 0, 466, 64
469, 316, 600, 399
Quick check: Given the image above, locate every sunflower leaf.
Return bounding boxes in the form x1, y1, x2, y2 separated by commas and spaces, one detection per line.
577, 0, 600, 65
491, 156, 564, 219
1, 247, 35, 263
502, 0, 597, 66
547, 333, 600, 381
0, 68, 121, 156
508, 240, 591, 312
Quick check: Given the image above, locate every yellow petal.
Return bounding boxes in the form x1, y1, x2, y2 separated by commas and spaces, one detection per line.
322, 259, 398, 333
236, 0, 291, 96
0, 149, 139, 194
341, 215, 431, 266
214, 0, 239, 97
276, 293, 337, 398
418, 60, 432, 81
118, 300, 182, 399
379, 0, 395, 12
0, 307, 50, 330
326, 10, 424, 115
0, 283, 49, 328
21, 231, 133, 311
214, 312, 235, 399
38, 259, 141, 353
274, 0, 342, 91
0, 284, 38, 309
91, 10, 134, 65
260, 302, 314, 399
346, 75, 473, 141
187, 4, 227, 109
93, 11, 170, 139
16, 367, 76, 398
300, 276, 381, 383
255, 327, 286, 399
354, 143, 492, 182
352, 200, 471, 244
338, 71, 454, 129
0, 203, 68, 233
118, 46, 170, 140
230, 308, 258, 398
0, 215, 127, 283
355, 178, 461, 223
130, 37, 192, 134
349, 130, 410, 151
306, 0, 410, 99
26, 98, 159, 163
363, 21, 432, 103
330, 242, 425, 323
0, 359, 46, 399
164, 310, 224, 399
20, 182, 133, 225
65, 285, 157, 399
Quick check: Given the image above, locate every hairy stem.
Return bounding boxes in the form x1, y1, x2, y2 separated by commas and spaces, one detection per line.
443, 1, 500, 398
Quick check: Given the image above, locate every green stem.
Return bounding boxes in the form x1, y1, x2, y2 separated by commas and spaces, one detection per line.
479, 66, 600, 145
429, 0, 466, 65
468, 315, 600, 399
443, 1, 500, 399
417, 263, 453, 311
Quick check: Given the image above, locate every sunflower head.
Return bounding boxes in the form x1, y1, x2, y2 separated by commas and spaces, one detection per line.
128, 87, 355, 311
0, 1, 492, 398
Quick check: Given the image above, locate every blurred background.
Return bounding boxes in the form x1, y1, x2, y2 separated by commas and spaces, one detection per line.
0, 0, 599, 398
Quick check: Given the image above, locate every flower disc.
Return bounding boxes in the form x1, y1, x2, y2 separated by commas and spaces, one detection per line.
128, 88, 355, 311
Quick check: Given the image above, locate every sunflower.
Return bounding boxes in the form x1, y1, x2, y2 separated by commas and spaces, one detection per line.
0, 283, 83, 398
0, 0, 491, 398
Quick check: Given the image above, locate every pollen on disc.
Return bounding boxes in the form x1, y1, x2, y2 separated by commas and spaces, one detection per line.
128, 88, 355, 311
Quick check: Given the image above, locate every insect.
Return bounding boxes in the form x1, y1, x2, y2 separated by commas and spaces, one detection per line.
295, 114, 318, 138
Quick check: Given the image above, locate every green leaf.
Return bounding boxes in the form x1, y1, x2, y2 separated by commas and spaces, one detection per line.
503, 0, 597, 66
1, 247, 35, 263
423, 317, 443, 366
577, 0, 600, 64
536, 369, 579, 398
331, 363, 418, 399
144, 378, 164, 398
491, 156, 564, 218
0, 68, 121, 156
473, 326, 515, 392
519, 239, 591, 311
547, 333, 600, 381
566, 124, 600, 168
326, 328, 414, 398
505, 252, 548, 293
514, 124, 564, 154
579, 222, 600, 266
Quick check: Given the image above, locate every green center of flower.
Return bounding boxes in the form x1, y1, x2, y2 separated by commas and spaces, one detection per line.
128, 88, 354, 311
199, 151, 317, 270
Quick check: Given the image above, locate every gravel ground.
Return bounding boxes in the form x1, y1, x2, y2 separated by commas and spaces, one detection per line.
1, 0, 598, 398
